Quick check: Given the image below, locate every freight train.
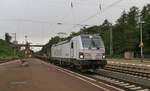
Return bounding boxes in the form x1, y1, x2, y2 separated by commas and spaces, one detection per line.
50, 34, 107, 72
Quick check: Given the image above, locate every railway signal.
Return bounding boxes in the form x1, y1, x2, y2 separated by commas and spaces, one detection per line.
139, 41, 144, 48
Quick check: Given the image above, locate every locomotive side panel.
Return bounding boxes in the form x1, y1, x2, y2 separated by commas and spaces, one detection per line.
51, 41, 71, 60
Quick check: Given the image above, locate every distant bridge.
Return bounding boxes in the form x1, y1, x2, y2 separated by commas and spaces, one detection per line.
16, 44, 44, 47
13, 43, 44, 57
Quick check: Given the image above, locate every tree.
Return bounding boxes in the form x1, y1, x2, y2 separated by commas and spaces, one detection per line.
141, 4, 150, 54
40, 4, 150, 58
113, 7, 140, 56
5, 33, 12, 43
100, 20, 112, 55
125, 6, 139, 52
40, 36, 62, 56
112, 11, 128, 56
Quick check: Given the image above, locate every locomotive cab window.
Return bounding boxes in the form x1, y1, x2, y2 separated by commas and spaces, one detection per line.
81, 35, 104, 49
71, 42, 74, 49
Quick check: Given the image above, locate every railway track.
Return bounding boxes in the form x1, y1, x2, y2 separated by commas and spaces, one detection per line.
36, 56, 150, 90
58, 65, 150, 91
88, 75, 149, 91
54, 63, 150, 91
94, 69, 150, 91
105, 63, 150, 79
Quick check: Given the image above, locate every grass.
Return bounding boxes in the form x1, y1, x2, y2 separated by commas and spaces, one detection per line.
0, 39, 24, 62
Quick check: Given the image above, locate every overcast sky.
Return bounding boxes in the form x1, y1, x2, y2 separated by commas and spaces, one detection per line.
0, 0, 150, 51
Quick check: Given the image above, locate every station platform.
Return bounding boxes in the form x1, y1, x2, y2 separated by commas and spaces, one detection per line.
0, 58, 121, 91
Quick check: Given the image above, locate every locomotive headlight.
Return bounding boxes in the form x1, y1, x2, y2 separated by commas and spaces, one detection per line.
79, 52, 84, 59
79, 55, 84, 59
101, 53, 106, 59
102, 55, 105, 59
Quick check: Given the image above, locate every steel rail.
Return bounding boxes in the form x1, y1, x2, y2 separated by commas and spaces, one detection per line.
105, 64, 150, 79
95, 69, 150, 89
35, 55, 150, 90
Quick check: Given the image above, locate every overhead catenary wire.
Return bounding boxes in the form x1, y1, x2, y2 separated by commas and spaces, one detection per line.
60, 0, 101, 26
59, 0, 74, 21
0, 18, 81, 26
61, 0, 124, 25
71, 0, 78, 27
79, 0, 124, 24
0, 0, 124, 28
0, 0, 125, 38
65, 0, 124, 34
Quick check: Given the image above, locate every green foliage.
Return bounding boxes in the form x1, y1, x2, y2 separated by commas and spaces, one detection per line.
5, 33, 12, 43
113, 7, 140, 56
0, 39, 24, 59
142, 4, 150, 54
40, 36, 62, 57
41, 5, 150, 58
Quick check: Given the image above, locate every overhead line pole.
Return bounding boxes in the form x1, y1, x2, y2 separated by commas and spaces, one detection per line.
138, 11, 144, 62
110, 25, 113, 57
140, 17, 144, 62
11, 33, 17, 56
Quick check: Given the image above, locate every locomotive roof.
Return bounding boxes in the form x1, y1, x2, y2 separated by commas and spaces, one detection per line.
52, 34, 101, 47
53, 40, 70, 46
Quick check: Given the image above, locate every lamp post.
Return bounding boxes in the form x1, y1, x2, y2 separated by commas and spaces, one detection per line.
139, 20, 144, 62
11, 33, 18, 44
25, 35, 28, 43
103, 23, 113, 57
11, 33, 16, 41
10, 33, 17, 56
109, 25, 113, 57
138, 12, 144, 62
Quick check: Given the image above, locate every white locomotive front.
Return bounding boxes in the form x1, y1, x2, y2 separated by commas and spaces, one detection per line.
51, 34, 107, 71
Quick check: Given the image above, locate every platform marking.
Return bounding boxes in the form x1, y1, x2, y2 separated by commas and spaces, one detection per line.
57, 68, 111, 91
55, 66, 124, 91
10, 81, 28, 85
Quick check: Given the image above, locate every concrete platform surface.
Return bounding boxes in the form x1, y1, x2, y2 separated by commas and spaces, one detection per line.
0, 58, 121, 91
